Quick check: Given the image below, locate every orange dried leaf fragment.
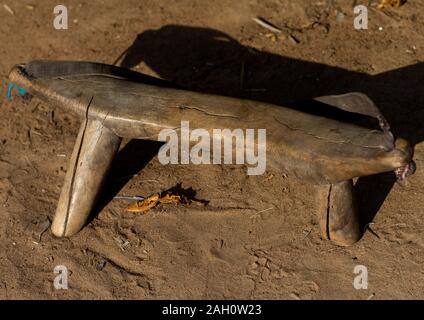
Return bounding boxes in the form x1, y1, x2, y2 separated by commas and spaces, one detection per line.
159, 194, 182, 204
378, 0, 407, 9
127, 193, 160, 213
127, 187, 208, 213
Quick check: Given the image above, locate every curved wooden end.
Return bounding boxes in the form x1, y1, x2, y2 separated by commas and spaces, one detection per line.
316, 179, 361, 246
51, 118, 122, 237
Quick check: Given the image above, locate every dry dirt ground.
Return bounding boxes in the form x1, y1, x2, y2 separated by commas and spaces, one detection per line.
0, 0, 423, 299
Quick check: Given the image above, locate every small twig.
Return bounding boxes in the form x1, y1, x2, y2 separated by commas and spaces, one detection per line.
30, 129, 44, 137
3, 195, 9, 207
114, 195, 145, 201
250, 207, 274, 221
364, 222, 381, 239
255, 207, 274, 215
116, 173, 139, 180
3, 4, 14, 15
114, 236, 130, 251
112, 48, 129, 66
366, 293, 375, 300
287, 34, 300, 44
252, 17, 282, 34
302, 229, 312, 240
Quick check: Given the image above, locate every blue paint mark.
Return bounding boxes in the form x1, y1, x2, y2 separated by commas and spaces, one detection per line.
17, 85, 27, 96
7, 82, 13, 101
7, 82, 27, 101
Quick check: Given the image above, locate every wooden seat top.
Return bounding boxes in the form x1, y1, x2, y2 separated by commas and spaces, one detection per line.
8, 60, 413, 184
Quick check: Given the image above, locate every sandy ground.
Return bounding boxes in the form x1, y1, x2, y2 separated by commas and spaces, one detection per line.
0, 0, 423, 299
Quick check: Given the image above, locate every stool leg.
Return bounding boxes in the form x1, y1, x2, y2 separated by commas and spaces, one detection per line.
51, 118, 122, 237
316, 179, 361, 245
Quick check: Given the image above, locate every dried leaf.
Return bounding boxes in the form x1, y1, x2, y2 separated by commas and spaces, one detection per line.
127, 193, 160, 213
126, 186, 208, 213
378, 0, 407, 9
159, 194, 182, 204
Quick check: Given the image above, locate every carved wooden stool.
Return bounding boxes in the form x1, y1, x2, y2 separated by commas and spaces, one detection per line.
8, 60, 415, 245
